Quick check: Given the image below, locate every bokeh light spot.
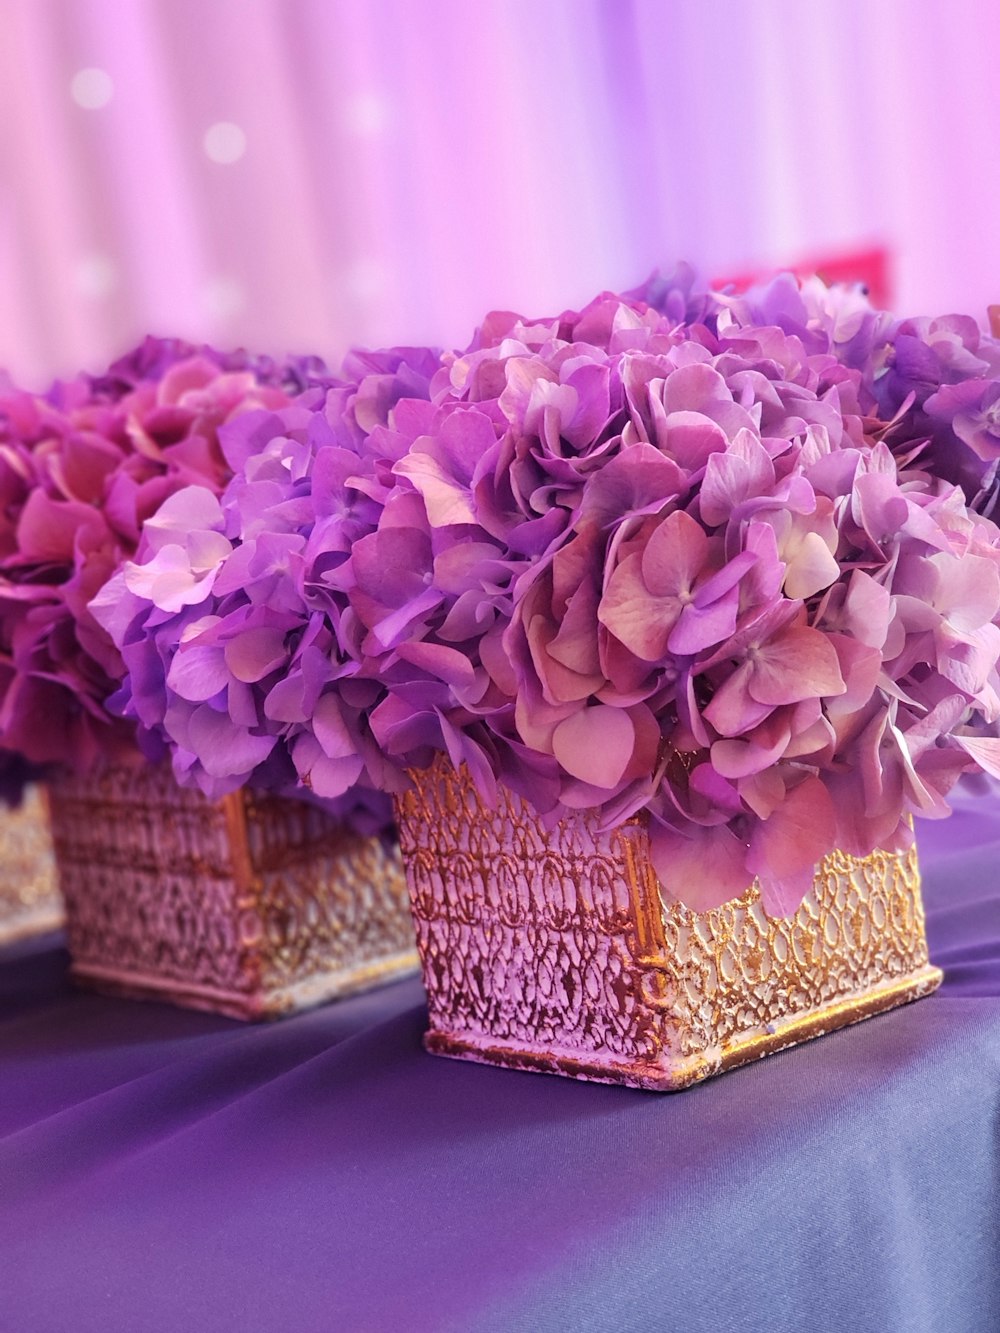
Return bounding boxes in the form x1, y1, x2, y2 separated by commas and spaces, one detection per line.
202, 275, 245, 320
70, 68, 114, 110
75, 254, 117, 299
203, 122, 247, 165
346, 94, 388, 137
345, 258, 386, 303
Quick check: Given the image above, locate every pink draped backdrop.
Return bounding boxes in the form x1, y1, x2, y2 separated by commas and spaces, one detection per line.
0, 0, 997, 385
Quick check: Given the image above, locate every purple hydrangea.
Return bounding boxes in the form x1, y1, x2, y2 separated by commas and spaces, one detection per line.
95, 284, 1000, 914
367, 292, 1000, 914
0, 341, 296, 776
92, 348, 442, 834
725, 273, 1000, 519
353, 292, 1000, 915
87, 335, 335, 401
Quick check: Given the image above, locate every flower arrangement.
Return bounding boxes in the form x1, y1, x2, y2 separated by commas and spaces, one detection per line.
0, 339, 319, 780
93, 346, 441, 832
375, 286, 1000, 914
92, 276, 1000, 918
11, 342, 423, 1010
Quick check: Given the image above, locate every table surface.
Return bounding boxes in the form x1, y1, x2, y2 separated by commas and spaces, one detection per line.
2, 800, 1000, 1333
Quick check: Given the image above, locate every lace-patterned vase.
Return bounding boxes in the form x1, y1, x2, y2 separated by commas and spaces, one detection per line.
48, 761, 417, 1019
394, 761, 943, 1091
0, 786, 63, 946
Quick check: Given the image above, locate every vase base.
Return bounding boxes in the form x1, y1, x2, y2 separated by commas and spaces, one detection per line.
424, 962, 944, 1091
71, 948, 420, 1021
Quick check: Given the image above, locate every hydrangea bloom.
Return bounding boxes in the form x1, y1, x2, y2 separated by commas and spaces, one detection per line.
92, 348, 441, 833
356, 291, 1000, 915
96, 283, 1000, 915
0, 339, 299, 776
88, 336, 333, 401
724, 273, 1000, 519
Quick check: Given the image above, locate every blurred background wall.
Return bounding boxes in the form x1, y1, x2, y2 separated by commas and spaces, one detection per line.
0, 0, 995, 385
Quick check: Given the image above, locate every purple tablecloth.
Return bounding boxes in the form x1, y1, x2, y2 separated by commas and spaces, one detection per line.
2, 801, 1000, 1333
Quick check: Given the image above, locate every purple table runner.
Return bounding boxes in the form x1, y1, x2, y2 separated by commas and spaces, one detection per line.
2, 802, 1000, 1332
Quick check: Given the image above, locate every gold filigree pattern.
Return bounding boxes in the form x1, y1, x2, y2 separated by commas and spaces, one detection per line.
395, 760, 943, 1090
49, 761, 417, 1019
0, 786, 63, 945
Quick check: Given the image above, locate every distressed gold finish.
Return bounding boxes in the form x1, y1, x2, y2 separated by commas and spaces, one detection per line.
0, 786, 63, 945
395, 760, 943, 1090
49, 761, 417, 1019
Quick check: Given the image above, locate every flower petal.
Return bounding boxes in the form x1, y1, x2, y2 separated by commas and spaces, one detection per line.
648, 820, 752, 912
551, 706, 635, 790
748, 627, 846, 706
746, 776, 836, 917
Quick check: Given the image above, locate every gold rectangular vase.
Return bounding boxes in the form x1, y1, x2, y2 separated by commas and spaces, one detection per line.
49, 762, 418, 1019
0, 786, 63, 946
395, 761, 943, 1090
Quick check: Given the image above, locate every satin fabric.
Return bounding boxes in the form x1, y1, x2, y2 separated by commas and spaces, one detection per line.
2, 802, 999, 1333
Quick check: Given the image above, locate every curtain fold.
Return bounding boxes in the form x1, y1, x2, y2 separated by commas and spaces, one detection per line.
0, 0, 996, 383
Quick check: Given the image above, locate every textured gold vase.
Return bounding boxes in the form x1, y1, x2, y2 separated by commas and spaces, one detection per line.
395, 761, 943, 1090
0, 786, 63, 946
49, 761, 418, 1019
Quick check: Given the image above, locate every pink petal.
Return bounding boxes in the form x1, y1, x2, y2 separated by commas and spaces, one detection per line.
640, 510, 708, 598
937, 624, 1000, 697
702, 661, 775, 736
692, 550, 758, 608
188, 706, 275, 779
660, 363, 729, 414
307, 752, 366, 798
157, 357, 218, 404
88, 571, 145, 647
480, 626, 518, 696
17, 490, 100, 561
313, 693, 357, 760
394, 451, 477, 527
824, 635, 882, 716
186, 529, 232, 574
746, 776, 836, 917
842, 571, 891, 649
224, 627, 288, 683
228, 679, 257, 730
527, 610, 604, 704
754, 859, 821, 921
689, 762, 744, 815
579, 442, 685, 525
514, 680, 576, 754
659, 411, 729, 470
648, 820, 752, 912
599, 553, 676, 661
857, 709, 892, 811
551, 705, 635, 790
748, 626, 845, 706
938, 554, 1000, 633
668, 592, 739, 655
166, 646, 229, 702
264, 673, 307, 724
945, 734, 998, 776
711, 714, 792, 778
143, 486, 224, 551
699, 429, 775, 527
783, 531, 840, 600
548, 578, 602, 677
737, 767, 786, 820
888, 716, 953, 816
439, 714, 499, 807
395, 640, 479, 690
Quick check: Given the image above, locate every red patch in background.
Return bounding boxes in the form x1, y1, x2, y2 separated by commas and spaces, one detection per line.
715, 245, 893, 307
